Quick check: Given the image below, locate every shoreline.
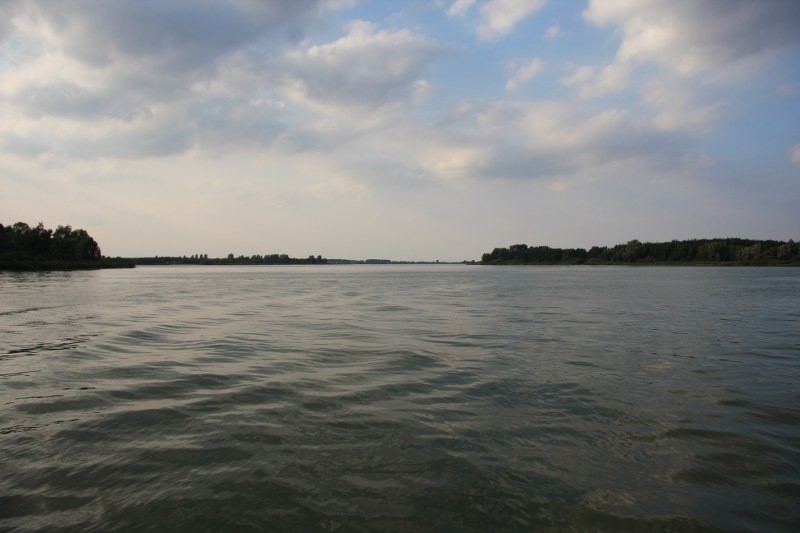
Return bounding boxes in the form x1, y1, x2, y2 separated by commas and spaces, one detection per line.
0, 259, 135, 272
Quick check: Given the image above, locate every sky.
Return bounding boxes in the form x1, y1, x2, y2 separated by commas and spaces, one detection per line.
1, 0, 799, 261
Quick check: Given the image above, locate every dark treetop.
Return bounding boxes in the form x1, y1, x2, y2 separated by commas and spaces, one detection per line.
0, 221, 131, 271
481, 239, 800, 265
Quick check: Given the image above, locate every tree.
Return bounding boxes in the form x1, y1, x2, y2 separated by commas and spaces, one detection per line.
1, 221, 104, 263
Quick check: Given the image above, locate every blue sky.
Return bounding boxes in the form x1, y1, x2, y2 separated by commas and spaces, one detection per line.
1, 0, 798, 260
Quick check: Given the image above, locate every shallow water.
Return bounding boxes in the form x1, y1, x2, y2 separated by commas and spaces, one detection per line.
1, 265, 799, 531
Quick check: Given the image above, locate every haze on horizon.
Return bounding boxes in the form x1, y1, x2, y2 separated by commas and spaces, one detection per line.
1, 0, 799, 262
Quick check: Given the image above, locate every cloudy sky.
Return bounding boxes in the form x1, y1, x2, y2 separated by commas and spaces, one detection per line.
1, 0, 799, 260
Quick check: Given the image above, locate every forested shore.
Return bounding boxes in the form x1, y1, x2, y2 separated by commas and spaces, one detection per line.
132, 254, 327, 265
5, 222, 798, 270
481, 239, 800, 265
0, 222, 133, 271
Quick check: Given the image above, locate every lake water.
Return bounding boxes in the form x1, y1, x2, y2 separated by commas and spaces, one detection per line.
1, 265, 799, 531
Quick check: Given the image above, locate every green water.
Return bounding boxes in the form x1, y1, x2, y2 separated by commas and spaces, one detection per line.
1, 265, 799, 531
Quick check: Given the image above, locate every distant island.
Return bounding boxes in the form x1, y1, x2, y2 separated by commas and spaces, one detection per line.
130, 256, 454, 266
481, 239, 800, 265
0, 221, 133, 271
132, 254, 328, 266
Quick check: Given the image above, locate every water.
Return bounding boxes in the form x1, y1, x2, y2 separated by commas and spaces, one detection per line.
1, 265, 799, 531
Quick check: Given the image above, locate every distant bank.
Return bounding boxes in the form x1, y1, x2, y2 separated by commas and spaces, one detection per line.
131, 254, 327, 266
129, 256, 457, 266
481, 239, 800, 265
5, 222, 797, 271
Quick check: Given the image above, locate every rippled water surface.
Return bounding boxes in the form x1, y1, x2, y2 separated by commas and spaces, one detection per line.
2, 265, 799, 531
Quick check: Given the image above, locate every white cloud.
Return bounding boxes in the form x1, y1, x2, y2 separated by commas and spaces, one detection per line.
477, 0, 547, 41
544, 24, 561, 40
505, 57, 543, 91
591, 62, 630, 95
583, 0, 800, 76
421, 144, 491, 180
642, 78, 725, 134
281, 20, 444, 111
565, 0, 800, 142
564, 61, 631, 99
435, 100, 689, 182
447, 0, 476, 18
0, 3, 446, 160
0, 0, 336, 158
561, 65, 595, 87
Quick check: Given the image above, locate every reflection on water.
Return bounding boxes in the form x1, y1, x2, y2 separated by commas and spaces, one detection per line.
1, 265, 799, 530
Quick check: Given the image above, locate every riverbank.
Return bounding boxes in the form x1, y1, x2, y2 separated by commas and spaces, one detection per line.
0, 258, 135, 271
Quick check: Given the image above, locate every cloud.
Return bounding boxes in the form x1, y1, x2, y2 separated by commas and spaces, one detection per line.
280, 20, 445, 111
561, 63, 727, 138
0, 0, 762, 199
563, 61, 630, 99
0, 3, 318, 118
563, 0, 799, 139
0, 1, 380, 158
641, 78, 725, 134
791, 144, 800, 164
477, 0, 547, 41
583, 0, 800, 76
438, 100, 478, 127
505, 57, 543, 91
476, 102, 634, 153
9, 0, 327, 76
0, 49, 290, 158
413, 100, 692, 183
544, 24, 561, 40
0, 2, 15, 41
561, 66, 595, 87
421, 143, 491, 180
447, 0, 476, 18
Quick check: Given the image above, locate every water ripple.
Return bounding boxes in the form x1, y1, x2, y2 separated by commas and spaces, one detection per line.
1, 265, 799, 531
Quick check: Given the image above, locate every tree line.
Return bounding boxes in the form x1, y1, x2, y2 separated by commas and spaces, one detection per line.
132, 253, 327, 265
0, 221, 328, 269
481, 238, 800, 265
1, 222, 102, 263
